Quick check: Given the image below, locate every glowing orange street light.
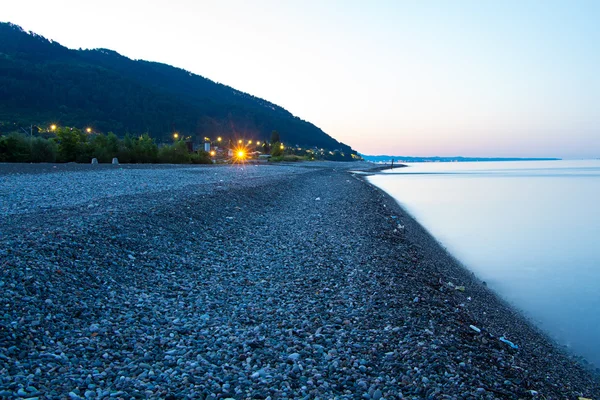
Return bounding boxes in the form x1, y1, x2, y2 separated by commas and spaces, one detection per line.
173, 133, 179, 139
256, 141, 261, 146
50, 124, 57, 131
233, 147, 247, 162
217, 137, 222, 142
238, 139, 243, 144
86, 127, 92, 133
210, 150, 216, 157
248, 140, 252, 145
280, 144, 284, 150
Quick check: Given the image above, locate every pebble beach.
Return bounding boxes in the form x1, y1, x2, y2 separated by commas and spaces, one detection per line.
1, 162, 598, 399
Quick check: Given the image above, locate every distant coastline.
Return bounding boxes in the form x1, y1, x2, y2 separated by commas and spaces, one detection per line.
361, 155, 561, 163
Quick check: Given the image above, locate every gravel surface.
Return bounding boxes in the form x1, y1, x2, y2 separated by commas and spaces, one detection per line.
0, 162, 598, 399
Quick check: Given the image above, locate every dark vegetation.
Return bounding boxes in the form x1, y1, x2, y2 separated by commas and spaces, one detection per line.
0, 129, 211, 164
0, 22, 355, 158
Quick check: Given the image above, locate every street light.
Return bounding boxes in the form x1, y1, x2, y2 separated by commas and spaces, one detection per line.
173, 133, 179, 139
217, 137, 222, 142
50, 124, 57, 131
86, 127, 92, 133
238, 139, 243, 144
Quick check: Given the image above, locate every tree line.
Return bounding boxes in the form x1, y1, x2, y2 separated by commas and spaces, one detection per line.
0, 128, 211, 164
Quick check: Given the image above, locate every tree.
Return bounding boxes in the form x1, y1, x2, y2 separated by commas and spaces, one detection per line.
271, 141, 283, 157
270, 130, 280, 144
56, 127, 85, 162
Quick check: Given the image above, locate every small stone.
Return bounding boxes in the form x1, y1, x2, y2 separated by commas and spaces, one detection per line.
111, 157, 119, 165
413, 297, 419, 303
288, 353, 300, 361
251, 369, 266, 379
422, 377, 429, 384
372, 389, 383, 400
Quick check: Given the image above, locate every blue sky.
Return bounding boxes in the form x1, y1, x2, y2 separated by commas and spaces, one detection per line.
3, 0, 599, 157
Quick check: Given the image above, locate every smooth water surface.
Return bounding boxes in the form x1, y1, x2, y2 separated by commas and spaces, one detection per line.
369, 160, 600, 367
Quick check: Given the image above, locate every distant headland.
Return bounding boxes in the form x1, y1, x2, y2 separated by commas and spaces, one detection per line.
361, 155, 561, 163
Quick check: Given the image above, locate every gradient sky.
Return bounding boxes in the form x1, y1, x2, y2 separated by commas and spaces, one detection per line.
3, 0, 599, 158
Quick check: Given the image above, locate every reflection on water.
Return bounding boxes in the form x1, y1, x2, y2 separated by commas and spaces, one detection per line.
368, 160, 600, 367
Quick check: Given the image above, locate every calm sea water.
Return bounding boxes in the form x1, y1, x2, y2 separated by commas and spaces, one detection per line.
368, 160, 600, 367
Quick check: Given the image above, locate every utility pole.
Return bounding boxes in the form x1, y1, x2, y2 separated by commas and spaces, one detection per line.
20, 125, 33, 138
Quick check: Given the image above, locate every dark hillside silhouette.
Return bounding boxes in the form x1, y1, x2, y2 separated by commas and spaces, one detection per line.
0, 22, 353, 154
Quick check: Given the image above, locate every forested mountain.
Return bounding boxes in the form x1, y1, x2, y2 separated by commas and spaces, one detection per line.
0, 22, 353, 152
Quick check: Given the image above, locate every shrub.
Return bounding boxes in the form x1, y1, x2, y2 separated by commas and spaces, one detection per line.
30, 137, 58, 162
157, 141, 191, 164
90, 133, 117, 163
131, 134, 158, 163
0, 133, 57, 162
282, 155, 303, 162
114, 134, 159, 163
270, 141, 283, 157
190, 150, 212, 164
0, 133, 31, 162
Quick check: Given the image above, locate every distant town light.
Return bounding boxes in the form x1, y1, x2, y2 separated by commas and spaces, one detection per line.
50, 124, 57, 131
210, 150, 216, 156
173, 133, 179, 139
280, 144, 284, 150
217, 137, 222, 142
86, 127, 92, 133
238, 139, 243, 144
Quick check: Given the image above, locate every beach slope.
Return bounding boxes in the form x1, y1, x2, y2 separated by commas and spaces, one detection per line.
0, 162, 598, 399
